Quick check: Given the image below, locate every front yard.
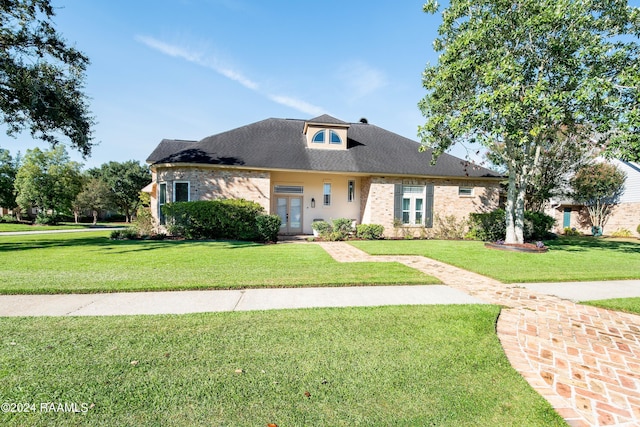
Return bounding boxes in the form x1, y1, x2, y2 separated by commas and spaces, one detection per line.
0, 232, 437, 294
0, 305, 565, 426
350, 237, 640, 283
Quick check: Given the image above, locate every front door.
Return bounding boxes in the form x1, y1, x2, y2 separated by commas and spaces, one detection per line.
276, 196, 303, 234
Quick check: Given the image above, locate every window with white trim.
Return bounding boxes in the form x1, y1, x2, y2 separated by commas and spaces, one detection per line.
173, 181, 190, 202
323, 183, 331, 206
458, 186, 474, 196
402, 185, 425, 225
348, 180, 355, 202
158, 182, 167, 225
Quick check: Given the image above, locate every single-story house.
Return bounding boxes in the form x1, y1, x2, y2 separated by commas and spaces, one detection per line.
145, 115, 503, 236
547, 159, 640, 237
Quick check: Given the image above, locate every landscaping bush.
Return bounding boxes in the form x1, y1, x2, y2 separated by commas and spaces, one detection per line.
637, 224, 640, 235
356, 224, 385, 240
468, 209, 555, 241
563, 227, 581, 236
0, 214, 17, 223
110, 228, 139, 240
433, 214, 468, 239
312, 220, 332, 239
611, 228, 633, 238
134, 206, 155, 237
35, 212, 61, 225
468, 209, 506, 241
331, 218, 354, 240
162, 199, 265, 241
256, 214, 281, 243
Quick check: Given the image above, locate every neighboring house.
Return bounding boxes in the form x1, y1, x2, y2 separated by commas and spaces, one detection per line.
547, 159, 640, 237
145, 115, 503, 236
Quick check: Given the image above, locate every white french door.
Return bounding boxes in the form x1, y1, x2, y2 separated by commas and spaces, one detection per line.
276, 196, 303, 234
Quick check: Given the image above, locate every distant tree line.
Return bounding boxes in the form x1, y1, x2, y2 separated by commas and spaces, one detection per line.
0, 146, 150, 224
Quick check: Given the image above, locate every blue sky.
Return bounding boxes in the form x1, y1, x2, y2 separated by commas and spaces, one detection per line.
1, 0, 446, 169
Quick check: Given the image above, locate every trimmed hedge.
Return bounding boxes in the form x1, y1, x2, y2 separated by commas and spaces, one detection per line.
468, 208, 556, 242
162, 199, 279, 242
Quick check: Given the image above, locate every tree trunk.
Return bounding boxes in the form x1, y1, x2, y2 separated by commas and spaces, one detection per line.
505, 163, 527, 244
92, 210, 98, 225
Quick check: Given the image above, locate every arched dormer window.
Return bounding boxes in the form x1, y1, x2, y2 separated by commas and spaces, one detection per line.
312, 130, 325, 143
330, 130, 342, 144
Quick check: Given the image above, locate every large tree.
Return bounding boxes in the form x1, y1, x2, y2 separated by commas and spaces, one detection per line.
0, 148, 19, 210
14, 145, 83, 222
0, 0, 95, 156
89, 161, 151, 222
419, 0, 640, 243
73, 176, 114, 224
570, 162, 627, 235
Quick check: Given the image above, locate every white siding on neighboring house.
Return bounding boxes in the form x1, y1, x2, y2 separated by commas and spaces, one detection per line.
612, 159, 640, 203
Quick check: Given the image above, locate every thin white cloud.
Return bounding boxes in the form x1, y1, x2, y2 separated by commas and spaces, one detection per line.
135, 35, 258, 90
337, 60, 388, 101
136, 35, 326, 116
267, 95, 326, 117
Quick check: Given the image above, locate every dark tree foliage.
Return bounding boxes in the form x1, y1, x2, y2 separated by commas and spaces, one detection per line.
0, 0, 95, 156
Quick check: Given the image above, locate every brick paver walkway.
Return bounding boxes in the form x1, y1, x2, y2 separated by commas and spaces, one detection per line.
317, 241, 640, 427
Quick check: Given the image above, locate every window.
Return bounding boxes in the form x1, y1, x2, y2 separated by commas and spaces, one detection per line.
274, 185, 304, 194
348, 180, 355, 202
173, 181, 190, 202
402, 187, 425, 225
312, 131, 325, 143
458, 186, 474, 196
395, 184, 433, 227
323, 183, 331, 206
158, 183, 167, 225
330, 130, 342, 144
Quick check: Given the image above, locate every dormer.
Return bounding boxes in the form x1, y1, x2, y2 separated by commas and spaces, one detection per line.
303, 114, 350, 150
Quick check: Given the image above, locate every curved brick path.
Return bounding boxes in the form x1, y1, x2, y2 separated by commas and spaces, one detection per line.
317, 242, 640, 427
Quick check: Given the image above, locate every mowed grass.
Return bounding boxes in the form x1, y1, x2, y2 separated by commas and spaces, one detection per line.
350, 237, 640, 283
0, 232, 437, 294
582, 298, 640, 315
0, 306, 565, 426
0, 223, 122, 233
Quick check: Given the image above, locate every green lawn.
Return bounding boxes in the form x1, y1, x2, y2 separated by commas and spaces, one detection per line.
582, 297, 640, 315
350, 237, 640, 283
0, 222, 124, 233
0, 232, 437, 294
0, 306, 565, 426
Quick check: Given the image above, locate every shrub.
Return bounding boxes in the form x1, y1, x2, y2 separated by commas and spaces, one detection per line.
256, 214, 281, 243
468, 209, 555, 241
433, 214, 468, 240
563, 227, 581, 236
468, 209, 506, 241
611, 228, 633, 238
133, 206, 155, 236
312, 220, 332, 239
524, 211, 556, 240
356, 224, 385, 240
162, 199, 264, 240
331, 218, 354, 240
110, 228, 139, 240
637, 224, 640, 235
0, 214, 17, 223
35, 212, 61, 225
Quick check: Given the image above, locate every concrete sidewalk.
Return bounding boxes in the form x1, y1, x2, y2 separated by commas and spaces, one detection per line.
0, 285, 486, 317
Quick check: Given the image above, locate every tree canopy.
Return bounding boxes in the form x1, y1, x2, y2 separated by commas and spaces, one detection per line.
14, 145, 83, 222
571, 162, 627, 234
88, 161, 151, 222
0, 0, 95, 156
419, 0, 640, 243
0, 148, 18, 210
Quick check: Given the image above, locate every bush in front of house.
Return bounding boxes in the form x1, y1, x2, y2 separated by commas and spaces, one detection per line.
468, 208, 556, 242
256, 214, 281, 243
110, 228, 140, 240
610, 228, 633, 238
356, 224, 385, 240
312, 220, 332, 238
162, 199, 267, 241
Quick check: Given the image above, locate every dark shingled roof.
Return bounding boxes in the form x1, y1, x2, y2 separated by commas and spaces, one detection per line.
147, 116, 501, 179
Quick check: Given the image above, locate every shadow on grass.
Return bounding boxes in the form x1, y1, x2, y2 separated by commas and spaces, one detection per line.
545, 237, 640, 254
0, 236, 263, 253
